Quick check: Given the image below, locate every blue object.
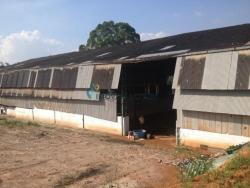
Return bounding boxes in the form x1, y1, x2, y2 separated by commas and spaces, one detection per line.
133, 129, 146, 139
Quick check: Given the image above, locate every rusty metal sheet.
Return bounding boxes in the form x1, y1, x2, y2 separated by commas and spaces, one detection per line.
6, 73, 12, 88
177, 56, 205, 89
29, 71, 37, 88
22, 70, 30, 88
10, 72, 18, 88
35, 69, 51, 88
17, 71, 24, 88
1, 74, 8, 88
91, 65, 115, 90
51, 68, 78, 89
0, 73, 3, 88
51, 69, 62, 88
235, 54, 250, 90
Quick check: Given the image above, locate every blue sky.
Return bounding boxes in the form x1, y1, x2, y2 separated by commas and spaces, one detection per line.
0, 0, 250, 64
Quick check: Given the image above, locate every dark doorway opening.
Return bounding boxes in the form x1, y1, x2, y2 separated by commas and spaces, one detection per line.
117, 58, 176, 135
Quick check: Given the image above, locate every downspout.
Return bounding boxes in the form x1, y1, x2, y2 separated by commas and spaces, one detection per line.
121, 66, 124, 136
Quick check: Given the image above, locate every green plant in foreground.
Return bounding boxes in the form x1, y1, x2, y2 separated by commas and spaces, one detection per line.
0, 118, 40, 128
195, 144, 250, 187
179, 157, 213, 180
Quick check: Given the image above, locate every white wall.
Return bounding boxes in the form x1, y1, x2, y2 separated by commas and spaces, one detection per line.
180, 128, 250, 149
6, 107, 129, 135
84, 115, 129, 135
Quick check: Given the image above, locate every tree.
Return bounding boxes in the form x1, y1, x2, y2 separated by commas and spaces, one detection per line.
78, 44, 87, 51
79, 21, 140, 50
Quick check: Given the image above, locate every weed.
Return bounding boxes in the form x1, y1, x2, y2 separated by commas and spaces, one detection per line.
191, 144, 250, 187
175, 145, 200, 158
0, 118, 40, 128
179, 156, 213, 181
54, 167, 103, 188
225, 155, 250, 171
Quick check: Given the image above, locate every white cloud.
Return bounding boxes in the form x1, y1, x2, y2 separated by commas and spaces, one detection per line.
194, 11, 202, 17
0, 30, 64, 64
140, 32, 167, 41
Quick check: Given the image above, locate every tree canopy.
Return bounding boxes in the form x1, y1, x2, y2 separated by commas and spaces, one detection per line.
79, 21, 140, 51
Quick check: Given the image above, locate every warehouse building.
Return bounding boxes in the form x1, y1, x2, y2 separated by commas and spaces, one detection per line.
0, 24, 250, 148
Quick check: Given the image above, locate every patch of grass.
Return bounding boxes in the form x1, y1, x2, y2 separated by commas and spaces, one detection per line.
225, 155, 250, 171
54, 167, 103, 188
175, 145, 200, 158
179, 156, 213, 181
0, 118, 40, 128
190, 144, 250, 187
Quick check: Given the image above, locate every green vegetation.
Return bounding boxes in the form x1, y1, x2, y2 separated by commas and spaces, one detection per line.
175, 145, 201, 158
186, 144, 250, 188
55, 167, 103, 188
179, 157, 213, 181
0, 118, 40, 128
79, 21, 140, 50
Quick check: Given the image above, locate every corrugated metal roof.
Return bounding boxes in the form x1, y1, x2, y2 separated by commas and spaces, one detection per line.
2, 24, 250, 71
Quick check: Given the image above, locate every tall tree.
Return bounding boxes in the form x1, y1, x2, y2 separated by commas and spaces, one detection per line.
79, 21, 140, 50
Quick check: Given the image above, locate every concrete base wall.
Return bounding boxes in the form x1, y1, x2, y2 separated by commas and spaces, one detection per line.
6, 107, 129, 135
84, 115, 129, 135
180, 128, 250, 149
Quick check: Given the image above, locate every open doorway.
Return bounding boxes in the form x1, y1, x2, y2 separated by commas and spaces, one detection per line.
117, 58, 176, 135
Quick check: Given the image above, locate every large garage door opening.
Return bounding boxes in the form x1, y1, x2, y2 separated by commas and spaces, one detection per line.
117, 58, 176, 135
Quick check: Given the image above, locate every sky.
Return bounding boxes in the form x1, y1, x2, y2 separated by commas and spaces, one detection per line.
0, 0, 250, 64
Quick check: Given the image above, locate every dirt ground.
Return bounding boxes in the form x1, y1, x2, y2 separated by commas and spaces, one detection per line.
0, 116, 184, 188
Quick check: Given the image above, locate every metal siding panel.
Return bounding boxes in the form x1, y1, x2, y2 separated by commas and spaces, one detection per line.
235, 52, 250, 90
173, 90, 250, 116
76, 65, 94, 88
228, 115, 242, 136
3, 74, 7, 88
17, 71, 24, 88
29, 71, 36, 88
22, 70, 30, 88
0, 73, 3, 88
182, 110, 246, 136
43, 69, 52, 88
111, 64, 121, 89
183, 111, 189, 129
209, 113, 216, 132
202, 52, 232, 90
11, 72, 18, 88
178, 56, 205, 89
0, 97, 117, 122
191, 111, 198, 130
51, 69, 63, 89
6, 73, 12, 88
198, 112, 204, 130
68, 67, 78, 89
172, 57, 182, 89
91, 65, 114, 90
203, 112, 210, 132
228, 51, 238, 89
242, 116, 250, 137
215, 113, 222, 133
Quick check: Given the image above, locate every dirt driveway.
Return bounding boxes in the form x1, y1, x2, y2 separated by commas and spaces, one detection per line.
0, 117, 181, 188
